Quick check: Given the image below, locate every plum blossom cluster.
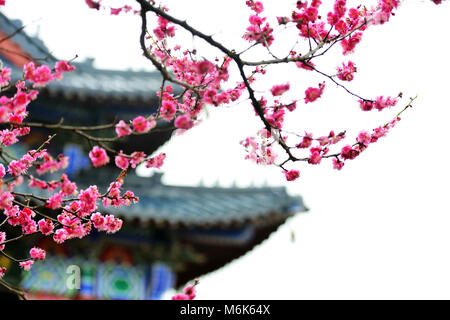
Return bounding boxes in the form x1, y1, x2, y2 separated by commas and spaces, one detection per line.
243, 1, 274, 47
8, 149, 47, 177
0, 58, 147, 280
359, 95, 399, 112
279, 130, 346, 180
277, 112, 404, 181
35, 152, 69, 175
89, 142, 167, 172
305, 82, 325, 104
240, 130, 277, 166
1, 168, 133, 256
23, 61, 75, 88
284, 169, 300, 181
233, 0, 420, 182
91, 212, 123, 233
333, 116, 402, 170
94, 0, 414, 187
89, 146, 110, 167
81, 0, 433, 189
153, 16, 176, 41
44, 173, 78, 210
271, 0, 404, 56
0, 62, 76, 153
95, 11, 257, 172
102, 180, 139, 208
16, 247, 46, 271
337, 61, 357, 82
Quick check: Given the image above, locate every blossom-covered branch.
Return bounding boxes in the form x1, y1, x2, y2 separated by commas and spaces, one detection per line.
0, 0, 445, 298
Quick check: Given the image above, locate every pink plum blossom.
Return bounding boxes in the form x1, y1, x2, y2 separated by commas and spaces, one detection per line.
46, 192, 63, 210
0, 192, 13, 209
308, 147, 322, 165
305, 82, 325, 103
145, 153, 166, 169
337, 61, 357, 81
174, 114, 194, 130
79, 186, 100, 215
61, 174, 77, 196
30, 247, 46, 260
115, 120, 132, 137
132, 116, 153, 133
340, 145, 360, 160
284, 169, 300, 181
19, 260, 34, 271
38, 219, 55, 235
297, 133, 313, 149
89, 146, 110, 167
115, 153, 130, 170
332, 158, 345, 170
270, 83, 290, 96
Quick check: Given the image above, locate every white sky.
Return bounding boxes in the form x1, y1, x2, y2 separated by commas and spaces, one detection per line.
2, 0, 450, 299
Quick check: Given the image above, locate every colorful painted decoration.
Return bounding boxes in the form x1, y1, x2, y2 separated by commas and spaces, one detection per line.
20, 255, 174, 300
95, 262, 146, 300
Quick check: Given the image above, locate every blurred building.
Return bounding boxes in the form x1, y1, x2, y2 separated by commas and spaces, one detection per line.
0, 12, 307, 299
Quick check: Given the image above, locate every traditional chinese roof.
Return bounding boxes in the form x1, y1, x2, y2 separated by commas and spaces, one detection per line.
1, 12, 174, 156
15, 169, 307, 288
76, 170, 307, 286
0, 12, 164, 103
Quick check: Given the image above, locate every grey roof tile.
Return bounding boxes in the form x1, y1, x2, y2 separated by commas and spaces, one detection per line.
91, 171, 306, 226
14, 170, 306, 227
